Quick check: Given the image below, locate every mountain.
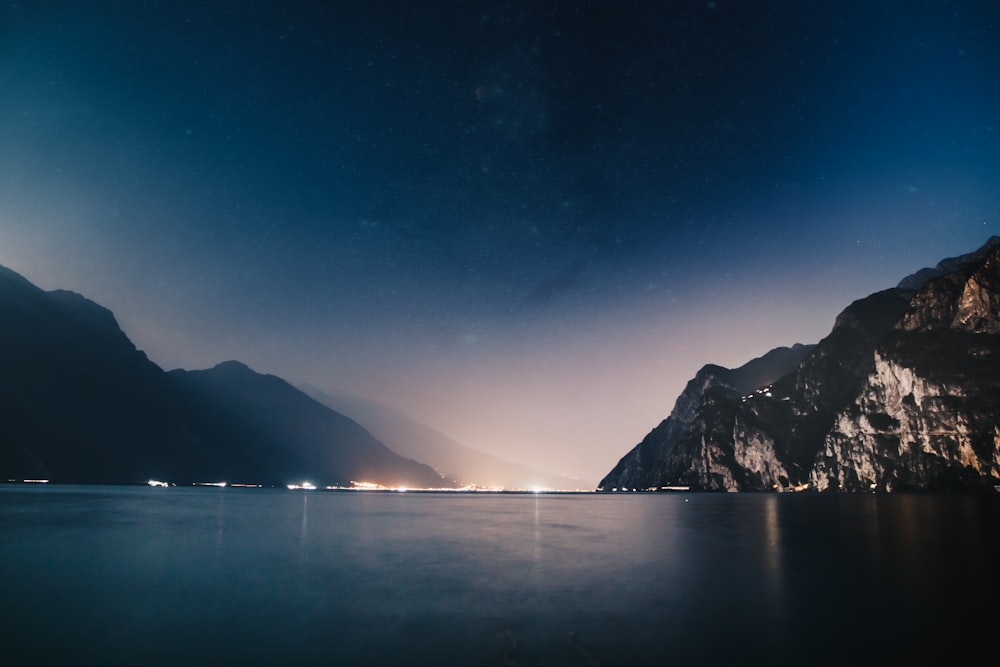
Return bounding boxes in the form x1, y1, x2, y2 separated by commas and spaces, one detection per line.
0, 267, 190, 482
170, 363, 448, 488
600, 237, 1000, 492
895, 236, 1000, 290
0, 266, 450, 488
302, 386, 589, 490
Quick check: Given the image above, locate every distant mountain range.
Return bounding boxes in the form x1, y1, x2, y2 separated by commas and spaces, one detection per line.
601, 237, 1000, 492
301, 386, 589, 490
0, 266, 448, 488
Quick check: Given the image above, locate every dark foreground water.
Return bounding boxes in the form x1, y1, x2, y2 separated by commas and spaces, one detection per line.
1, 486, 997, 666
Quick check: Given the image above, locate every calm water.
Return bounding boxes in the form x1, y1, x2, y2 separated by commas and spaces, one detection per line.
1, 486, 997, 666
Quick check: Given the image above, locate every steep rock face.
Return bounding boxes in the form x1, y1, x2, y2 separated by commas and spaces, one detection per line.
812, 328, 1000, 491
602, 238, 1000, 492
812, 243, 1000, 491
731, 413, 791, 488
899, 247, 1000, 334
600, 345, 813, 490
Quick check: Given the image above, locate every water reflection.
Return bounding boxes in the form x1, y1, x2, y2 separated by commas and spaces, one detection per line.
299, 492, 308, 550
1, 487, 997, 666
214, 489, 226, 558
762, 494, 785, 612
532, 493, 541, 574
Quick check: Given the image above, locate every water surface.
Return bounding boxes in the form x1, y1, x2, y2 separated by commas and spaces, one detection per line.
1, 485, 996, 665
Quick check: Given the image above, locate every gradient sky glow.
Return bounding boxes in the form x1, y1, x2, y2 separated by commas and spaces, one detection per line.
2, 1, 998, 484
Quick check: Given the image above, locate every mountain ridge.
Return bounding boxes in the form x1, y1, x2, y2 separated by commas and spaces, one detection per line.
0, 267, 451, 488
601, 237, 1000, 492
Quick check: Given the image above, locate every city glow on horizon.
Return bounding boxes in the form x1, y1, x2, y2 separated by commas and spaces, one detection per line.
287, 482, 317, 490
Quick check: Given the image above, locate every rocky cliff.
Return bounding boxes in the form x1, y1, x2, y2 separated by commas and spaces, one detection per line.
601, 237, 1000, 492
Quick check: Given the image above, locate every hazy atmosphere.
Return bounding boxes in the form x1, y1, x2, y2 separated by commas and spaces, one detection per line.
2, 1, 998, 484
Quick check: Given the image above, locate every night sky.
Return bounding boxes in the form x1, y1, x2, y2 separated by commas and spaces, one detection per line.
2, 1, 998, 484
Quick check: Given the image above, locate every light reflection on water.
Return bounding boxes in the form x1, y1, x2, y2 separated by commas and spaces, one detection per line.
0, 485, 997, 666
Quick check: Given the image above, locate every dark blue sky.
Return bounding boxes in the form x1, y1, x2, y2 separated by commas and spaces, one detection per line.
2, 1, 998, 483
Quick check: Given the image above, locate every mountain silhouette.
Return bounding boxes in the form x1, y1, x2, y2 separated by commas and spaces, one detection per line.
0, 266, 450, 488
601, 237, 1000, 492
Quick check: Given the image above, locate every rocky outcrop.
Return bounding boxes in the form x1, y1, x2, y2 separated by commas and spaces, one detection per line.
811, 344, 1000, 491
600, 346, 813, 491
899, 246, 1000, 334
601, 237, 1000, 492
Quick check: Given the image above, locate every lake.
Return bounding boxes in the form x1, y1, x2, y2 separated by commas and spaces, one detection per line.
1, 485, 996, 666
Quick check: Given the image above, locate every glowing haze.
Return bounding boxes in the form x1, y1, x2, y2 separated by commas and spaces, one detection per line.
2, 2, 998, 484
